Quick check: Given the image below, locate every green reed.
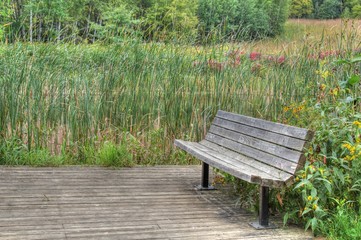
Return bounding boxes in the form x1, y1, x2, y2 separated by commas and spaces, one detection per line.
0, 34, 359, 165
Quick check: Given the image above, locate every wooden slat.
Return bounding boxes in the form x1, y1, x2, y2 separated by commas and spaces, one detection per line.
0, 166, 312, 240
199, 140, 295, 187
203, 133, 299, 174
216, 110, 314, 141
212, 117, 307, 151
174, 140, 287, 187
208, 125, 302, 163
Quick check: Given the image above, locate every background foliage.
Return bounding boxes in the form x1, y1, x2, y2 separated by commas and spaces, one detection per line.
290, 0, 361, 19
0, 0, 288, 43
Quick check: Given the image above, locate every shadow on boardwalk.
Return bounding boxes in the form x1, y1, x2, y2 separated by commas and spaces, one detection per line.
0, 166, 313, 240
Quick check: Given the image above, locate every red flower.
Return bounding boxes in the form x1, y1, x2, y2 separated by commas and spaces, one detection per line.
249, 52, 261, 61
277, 56, 286, 64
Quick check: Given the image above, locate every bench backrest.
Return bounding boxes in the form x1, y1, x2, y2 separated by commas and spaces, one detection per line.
205, 110, 314, 175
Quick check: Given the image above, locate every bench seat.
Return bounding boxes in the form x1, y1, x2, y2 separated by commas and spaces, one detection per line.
175, 139, 294, 188
174, 110, 314, 229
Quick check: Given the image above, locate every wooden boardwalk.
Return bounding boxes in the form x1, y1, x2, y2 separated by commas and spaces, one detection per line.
0, 166, 312, 240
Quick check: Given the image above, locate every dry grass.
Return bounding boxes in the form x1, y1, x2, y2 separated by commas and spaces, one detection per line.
229, 19, 361, 55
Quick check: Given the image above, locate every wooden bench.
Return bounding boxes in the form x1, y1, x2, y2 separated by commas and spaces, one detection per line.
174, 110, 314, 229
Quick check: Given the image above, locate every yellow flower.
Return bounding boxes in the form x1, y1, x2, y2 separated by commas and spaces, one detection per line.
321, 70, 331, 79
320, 84, 327, 91
307, 196, 313, 201
313, 204, 318, 210
331, 88, 338, 96
353, 121, 361, 128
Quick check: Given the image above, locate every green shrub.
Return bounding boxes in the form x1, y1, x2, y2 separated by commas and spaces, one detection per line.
141, 0, 199, 42
197, 0, 288, 42
317, 0, 342, 19
319, 204, 361, 240
96, 142, 134, 167
281, 55, 361, 235
289, 0, 313, 18
352, 4, 361, 19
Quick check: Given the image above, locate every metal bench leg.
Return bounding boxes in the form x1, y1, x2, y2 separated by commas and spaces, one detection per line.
249, 186, 277, 229
196, 163, 215, 191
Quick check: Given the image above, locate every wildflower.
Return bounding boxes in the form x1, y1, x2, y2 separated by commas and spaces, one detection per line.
277, 56, 286, 64
283, 106, 290, 112
313, 204, 318, 210
330, 88, 338, 96
249, 52, 261, 61
342, 143, 351, 149
321, 70, 331, 79
319, 84, 326, 91
307, 196, 313, 201
345, 155, 356, 161
353, 121, 361, 128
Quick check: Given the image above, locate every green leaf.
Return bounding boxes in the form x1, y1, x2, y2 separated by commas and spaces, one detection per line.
305, 218, 312, 230
283, 212, 289, 226
302, 207, 312, 216
311, 217, 318, 231
311, 188, 317, 197
345, 96, 355, 103
315, 177, 332, 193
351, 56, 361, 63
348, 75, 361, 85
294, 179, 310, 190
335, 59, 350, 65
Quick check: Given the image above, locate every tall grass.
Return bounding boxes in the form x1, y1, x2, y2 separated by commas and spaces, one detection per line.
0, 20, 360, 166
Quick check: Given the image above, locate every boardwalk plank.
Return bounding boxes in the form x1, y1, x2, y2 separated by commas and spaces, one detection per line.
0, 166, 312, 240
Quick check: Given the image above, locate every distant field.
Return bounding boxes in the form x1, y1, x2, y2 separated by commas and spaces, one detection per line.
238, 19, 361, 54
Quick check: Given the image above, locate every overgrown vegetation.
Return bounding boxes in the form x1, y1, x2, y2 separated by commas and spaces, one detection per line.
1, 5, 361, 237
289, 0, 361, 19
0, 0, 288, 43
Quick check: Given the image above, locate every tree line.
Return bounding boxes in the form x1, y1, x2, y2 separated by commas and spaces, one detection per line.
289, 0, 361, 19
0, 0, 288, 43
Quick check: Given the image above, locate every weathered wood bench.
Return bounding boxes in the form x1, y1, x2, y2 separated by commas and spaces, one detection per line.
174, 110, 314, 229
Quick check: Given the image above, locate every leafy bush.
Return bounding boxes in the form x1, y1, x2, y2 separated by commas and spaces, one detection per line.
141, 0, 199, 42
319, 204, 361, 240
97, 141, 134, 167
197, 0, 288, 42
289, 0, 313, 18
352, 4, 361, 18
317, 0, 342, 19
281, 55, 361, 235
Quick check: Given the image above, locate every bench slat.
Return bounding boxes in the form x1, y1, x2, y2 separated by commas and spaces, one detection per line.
217, 110, 314, 141
208, 125, 303, 163
205, 133, 301, 174
212, 117, 306, 151
199, 140, 294, 186
174, 140, 288, 188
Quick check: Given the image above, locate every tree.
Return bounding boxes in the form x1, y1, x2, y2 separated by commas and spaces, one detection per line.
198, 0, 288, 42
289, 0, 313, 18
0, 0, 13, 41
143, 0, 198, 41
352, 4, 361, 18
90, 1, 136, 42
318, 0, 342, 19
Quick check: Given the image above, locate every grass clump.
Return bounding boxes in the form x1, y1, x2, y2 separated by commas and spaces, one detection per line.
319, 205, 361, 240
96, 142, 133, 167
